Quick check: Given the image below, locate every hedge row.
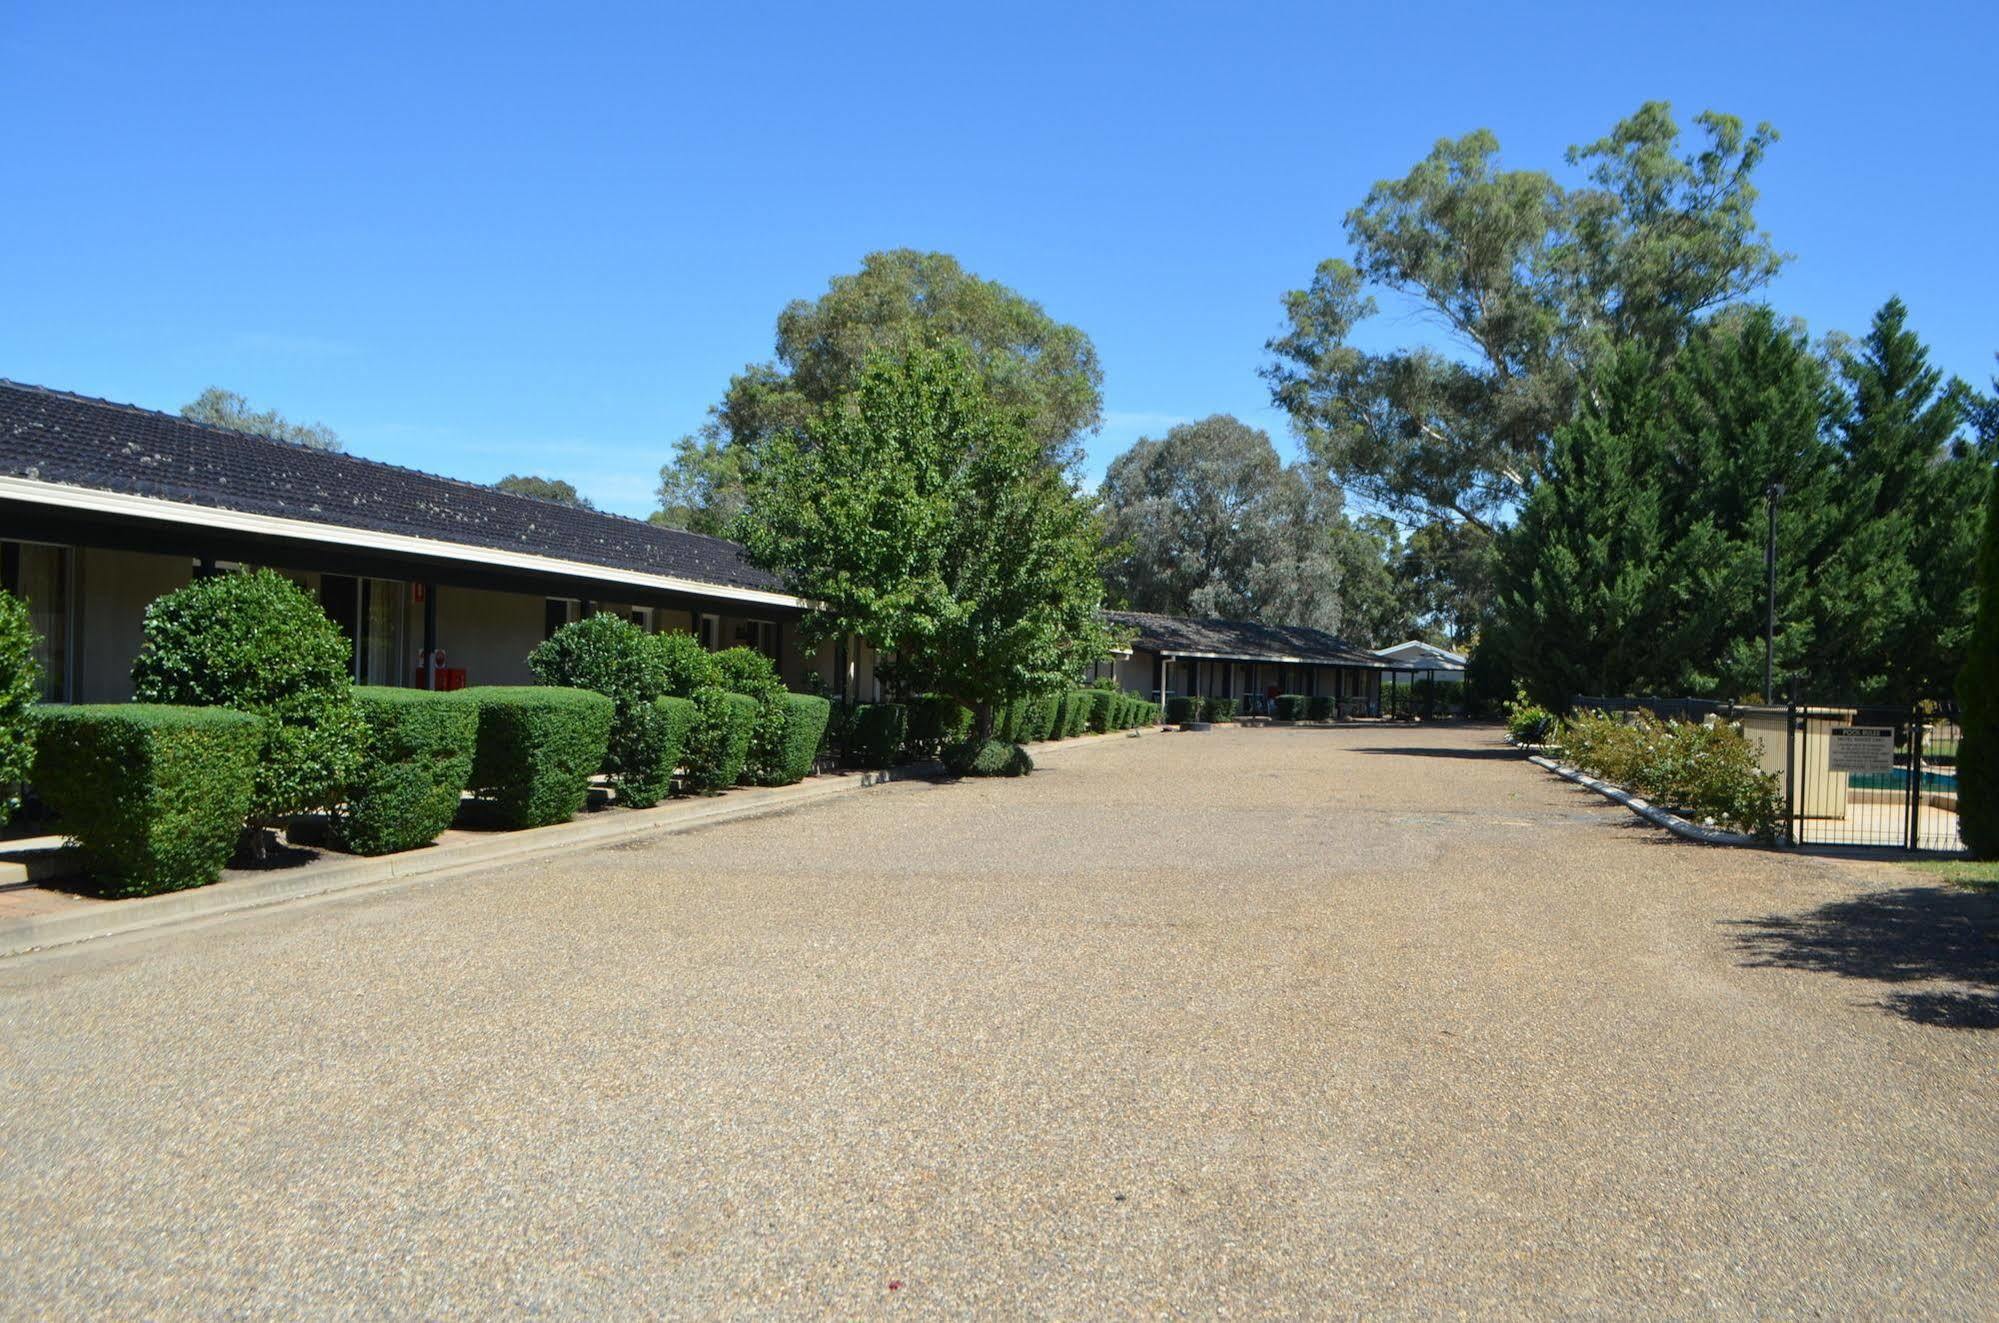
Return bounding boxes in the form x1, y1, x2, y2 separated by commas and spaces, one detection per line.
31, 705, 263, 896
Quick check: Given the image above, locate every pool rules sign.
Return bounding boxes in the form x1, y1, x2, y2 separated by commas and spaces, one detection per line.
1826, 726, 1896, 773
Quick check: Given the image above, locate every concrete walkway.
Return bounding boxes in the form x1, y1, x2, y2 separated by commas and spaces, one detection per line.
2, 724, 1993, 1316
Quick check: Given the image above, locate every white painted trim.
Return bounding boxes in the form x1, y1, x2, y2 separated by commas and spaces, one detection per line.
0, 475, 811, 611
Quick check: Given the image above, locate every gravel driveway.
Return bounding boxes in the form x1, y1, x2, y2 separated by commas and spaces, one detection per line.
2, 723, 1994, 1317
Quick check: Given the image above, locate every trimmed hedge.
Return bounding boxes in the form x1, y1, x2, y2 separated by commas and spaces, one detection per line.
1202, 696, 1237, 723
1045, 692, 1071, 740
1273, 694, 1308, 721
465, 686, 614, 828
684, 687, 758, 791
943, 737, 1034, 777
712, 647, 790, 786
332, 687, 477, 855
1019, 694, 1056, 743
776, 693, 832, 784
847, 702, 908, 769
1086, 689, 1115, 734
0, 590, 37, 827
1306, 694, 1335, 721
622, 695, 697, 805
528, 614, 680, 805
1166, 695, 1200, 723
32, 704, 262, 895
905, 695, 974, 758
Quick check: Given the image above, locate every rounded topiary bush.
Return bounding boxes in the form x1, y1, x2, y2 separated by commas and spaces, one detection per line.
0, 589, 39, 827
130, 569, 365, 850
776, 693, 832, 783
1274, 694, 1308, 721
1165, 695, 1200, 724
942, 737, 1033, 777
683, 687, 757, 792
712, 646, 789, 786
529, 614, 676, 806
653, 629, 721, 697
845, 702, 908, 769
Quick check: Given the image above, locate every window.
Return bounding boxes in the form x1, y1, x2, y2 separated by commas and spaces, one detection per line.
628, 606, 654, 633
697, 613, 720, 651
545, 598, 580, 640
322, 576, 408, 683
1, 541, 70, 702
738, 618, 778, 659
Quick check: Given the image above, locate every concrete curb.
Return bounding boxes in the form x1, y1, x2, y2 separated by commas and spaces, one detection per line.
1528, 754, 1763, 848
0, 765, 932, 960
0, 730, 1155, 960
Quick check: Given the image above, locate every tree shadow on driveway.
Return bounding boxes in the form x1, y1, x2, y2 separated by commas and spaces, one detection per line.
1727, 885, 1999, 1029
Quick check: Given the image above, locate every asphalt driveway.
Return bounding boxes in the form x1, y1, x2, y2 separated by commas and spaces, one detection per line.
2, 723, 1993, 1317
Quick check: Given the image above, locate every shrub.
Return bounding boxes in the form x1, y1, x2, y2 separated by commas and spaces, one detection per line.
683, 687, 758, 791
465, 686, 614, 828
331, 688, 477, 855
1067, 690, 1093, 737
846, 702, 908, 769
1202, 696, 1237, 723
1087, 689, 1115, 734
1045, 692, 1072, 740
942, 736, 1034, 777
130, 569, 365, 841
1556, 710, 1782, 841
1306, 695, 1335, 721
529, 614, 678, 805
1273, 694, 1308, 721
653, 629, 722, 696
906, 695, 974, 759
31, 705, 262, 895
1504, 687, 1559, 745
1166, 695, 1201, 724
775, 693, 832, 784
635, 695, 698, 800
711, 646, 789, 785
1019, 694, 1057, 742
0, 589, 38, 827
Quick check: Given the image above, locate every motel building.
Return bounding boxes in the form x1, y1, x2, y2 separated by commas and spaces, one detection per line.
0, 381, 888, 704
4, 380, 1400, 717
1100, 610, 1388, 716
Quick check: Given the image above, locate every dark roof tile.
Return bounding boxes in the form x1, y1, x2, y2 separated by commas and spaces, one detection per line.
1105, 609, 1382, 667
0, 380, 785, 595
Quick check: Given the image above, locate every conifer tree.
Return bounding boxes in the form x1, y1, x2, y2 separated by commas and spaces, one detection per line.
1957, 457, 1999, 857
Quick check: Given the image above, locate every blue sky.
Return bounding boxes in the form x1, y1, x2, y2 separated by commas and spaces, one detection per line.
6, 1, 1995, 518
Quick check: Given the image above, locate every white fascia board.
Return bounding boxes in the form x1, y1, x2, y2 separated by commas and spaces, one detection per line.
0, 475, 813, 612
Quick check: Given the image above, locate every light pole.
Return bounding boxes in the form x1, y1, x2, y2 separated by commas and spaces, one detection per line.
1764, 481, 1785, 700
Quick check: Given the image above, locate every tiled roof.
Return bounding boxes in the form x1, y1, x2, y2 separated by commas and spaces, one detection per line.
0, 380, 784, 595
1104, 610, 1383, 667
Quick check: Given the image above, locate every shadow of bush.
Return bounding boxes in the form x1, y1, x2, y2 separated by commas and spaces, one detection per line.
1728, 885, 1999, 1030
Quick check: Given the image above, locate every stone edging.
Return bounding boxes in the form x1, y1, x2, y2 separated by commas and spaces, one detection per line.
1527, 754, 1762, 848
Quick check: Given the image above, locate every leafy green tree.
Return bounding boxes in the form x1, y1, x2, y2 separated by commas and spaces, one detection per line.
181, 387, 342, 451
131, 569, 365, 856
495, 474, 595, 509
655, 250, 1102, 531
1265, 102, 1784, 537
0, 590, 40, 826
735, 346, 1116, 739
1098, 415, 1414, 643
1958, 458, 1999, 857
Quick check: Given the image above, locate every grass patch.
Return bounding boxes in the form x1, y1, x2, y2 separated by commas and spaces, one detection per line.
1904, 858, 1999, 893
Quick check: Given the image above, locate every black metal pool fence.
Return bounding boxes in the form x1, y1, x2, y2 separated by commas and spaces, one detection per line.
1567, 695, 1967, 854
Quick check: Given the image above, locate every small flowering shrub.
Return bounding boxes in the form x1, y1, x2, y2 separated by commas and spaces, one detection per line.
1555, 709, 1781, 841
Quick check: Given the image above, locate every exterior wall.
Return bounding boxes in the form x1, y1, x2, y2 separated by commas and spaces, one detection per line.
431, 585, 547, 687
73, 547, 192, 702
